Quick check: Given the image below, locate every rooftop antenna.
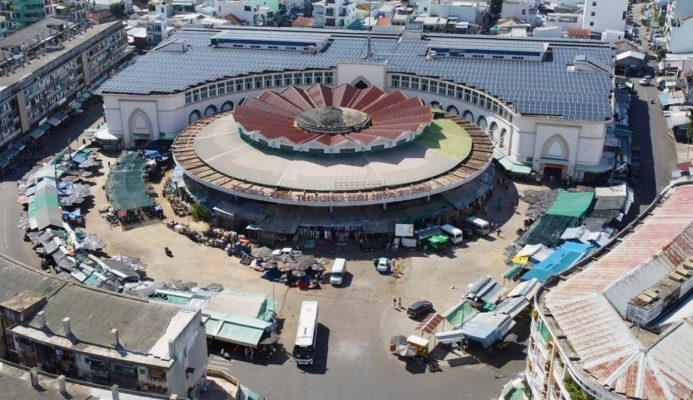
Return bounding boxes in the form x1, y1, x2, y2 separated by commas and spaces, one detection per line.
366, 0, 373, 60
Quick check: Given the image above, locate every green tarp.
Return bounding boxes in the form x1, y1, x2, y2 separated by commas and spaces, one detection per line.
493, 148, 532, 175
426, 234, 449, 250
546, 191, 595, 218
106, 151, 153, 211
444, 301, 479, 328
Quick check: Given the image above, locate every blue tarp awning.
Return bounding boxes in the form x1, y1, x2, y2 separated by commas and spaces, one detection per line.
521, 241, 592, 283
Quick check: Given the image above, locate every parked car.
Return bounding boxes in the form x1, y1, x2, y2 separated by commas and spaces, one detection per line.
639, 75, 652, 85
374, 257, 391, 274
407, 300, 434, 319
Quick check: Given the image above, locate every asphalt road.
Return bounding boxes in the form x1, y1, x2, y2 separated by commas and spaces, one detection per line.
629, 4, 678, 212
0, 102, 104, 265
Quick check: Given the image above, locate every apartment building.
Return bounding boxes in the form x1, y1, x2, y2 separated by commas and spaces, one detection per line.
0, 258, 209, 398
312, 0, 356, 28
665, 0, 693, 54
582, 0, 628, 33
0, 18, 128, 151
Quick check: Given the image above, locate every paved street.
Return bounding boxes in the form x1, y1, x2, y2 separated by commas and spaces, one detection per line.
630, 4, 678, 212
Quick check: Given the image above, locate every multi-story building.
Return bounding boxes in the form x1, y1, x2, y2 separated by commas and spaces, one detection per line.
0, 258, 209, 398
0, 18, 129, 152
12, 0, 46, 27
101, 26, 616, 182
582, 0, 628, 33
665, 0, 693, 54
501, 0, 537, 24
312, 0, 356, 28
215, 0, 274, 25
526, 181, 693, 400
49, 0, 88, 22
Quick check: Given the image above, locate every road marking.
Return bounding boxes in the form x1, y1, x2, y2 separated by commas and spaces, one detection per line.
3, 209, 8, 249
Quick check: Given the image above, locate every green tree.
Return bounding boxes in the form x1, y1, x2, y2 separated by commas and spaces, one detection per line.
656, 47, 667, 61
110, 1, 125, 19
490, 0, 503, 14
147, 3, 155, 11
191, 203, 212, 224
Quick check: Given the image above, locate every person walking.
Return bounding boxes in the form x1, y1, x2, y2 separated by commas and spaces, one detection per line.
496, 228, 502, 238
398, 297, 402, 308
393, 298, 397, 309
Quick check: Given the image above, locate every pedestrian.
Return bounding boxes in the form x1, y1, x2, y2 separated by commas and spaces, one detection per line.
483, 206, 488, 215
508, 201, 513, 210
249, 348, 254, 361
496, 228, 502, 238
398, 297, 402, 308
244, 347, 250, 360
393, 298, 397, 309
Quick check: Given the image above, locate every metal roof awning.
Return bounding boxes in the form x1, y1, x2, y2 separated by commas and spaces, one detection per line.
29, 124, 51, 140
1, 146, 19, 161
493, 149, 532, 175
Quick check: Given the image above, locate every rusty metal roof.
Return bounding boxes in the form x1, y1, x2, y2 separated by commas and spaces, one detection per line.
543, 184, 693, 399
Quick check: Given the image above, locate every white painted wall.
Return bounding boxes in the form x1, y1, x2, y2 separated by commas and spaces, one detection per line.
582, 0, 628, 33
166, 311, 208, 397
336, 62, 386, 88
501, 0, 533, 21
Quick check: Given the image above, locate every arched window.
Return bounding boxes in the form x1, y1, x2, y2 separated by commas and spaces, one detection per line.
353, 79, 370, 89
477, 115, 488, 131
221, 101, 234, 112
204, 104, 218, 117
430, 100, 442, 110
463, 110, 474, 122
489, 122, 498, 139
542, 134, 569, 160
128, 108, 152, 138
499, 128, 507, 149
446, 105, 460, 115
189, 110, 201, 124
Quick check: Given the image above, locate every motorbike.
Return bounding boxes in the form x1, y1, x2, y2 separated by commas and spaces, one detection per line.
164, 247, 173, 257
428, 361, 442, 372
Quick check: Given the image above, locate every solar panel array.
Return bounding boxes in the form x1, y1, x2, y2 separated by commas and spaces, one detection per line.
101, 29, 614, 121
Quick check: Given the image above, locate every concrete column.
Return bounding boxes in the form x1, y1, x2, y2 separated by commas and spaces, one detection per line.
81, 51, 92, 85
29, 367, 39, 387
15, 91, 30, 134
57, 375, 67, 395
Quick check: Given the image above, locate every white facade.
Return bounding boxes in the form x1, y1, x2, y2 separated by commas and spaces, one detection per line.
415, 0, 478, 22
582, 0, 628, 33
501, 0, 534, 22
666, 0, 693, 54
542, 12, 582, 33
215, 0, 270, 24
312, 0, 356, 28
103, 63, 608, 181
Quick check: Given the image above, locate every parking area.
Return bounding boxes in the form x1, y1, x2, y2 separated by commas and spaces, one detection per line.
74, 155, 530, 399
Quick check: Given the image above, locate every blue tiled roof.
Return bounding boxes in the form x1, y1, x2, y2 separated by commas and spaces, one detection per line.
103, 28, 614, 121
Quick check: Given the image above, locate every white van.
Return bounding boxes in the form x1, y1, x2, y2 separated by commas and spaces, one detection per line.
440, 224, 464, 244
330, 258, 347, 286
464, 217, 491, 236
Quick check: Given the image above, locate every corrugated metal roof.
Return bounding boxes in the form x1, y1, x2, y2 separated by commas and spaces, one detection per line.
542, 184, 693, 399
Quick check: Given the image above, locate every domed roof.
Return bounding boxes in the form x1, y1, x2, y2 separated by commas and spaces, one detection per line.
233, 83, 432, 150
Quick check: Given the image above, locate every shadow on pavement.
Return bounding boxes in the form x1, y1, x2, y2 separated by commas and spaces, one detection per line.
629, 96, 657, 209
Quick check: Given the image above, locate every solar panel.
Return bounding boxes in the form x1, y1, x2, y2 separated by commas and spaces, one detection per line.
101, 28, 614, 121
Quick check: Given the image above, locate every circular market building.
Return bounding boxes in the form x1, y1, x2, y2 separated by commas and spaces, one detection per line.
172, 83, 494, 240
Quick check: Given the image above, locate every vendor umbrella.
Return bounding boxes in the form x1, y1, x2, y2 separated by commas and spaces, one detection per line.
311, 263, 325, 271
292, 270, 307, 277
390, 335, 408, 346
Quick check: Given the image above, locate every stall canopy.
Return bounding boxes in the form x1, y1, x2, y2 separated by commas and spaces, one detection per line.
545, 191, 595, 218
203, 311, 271, 348
493, 148, 532, 175
29, 124, 51, 140
105, 151, 153, 211
28, 179, 63, 230
442, 300, 479, 329
521, 241, 592, 283
458, 312, 516, 349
